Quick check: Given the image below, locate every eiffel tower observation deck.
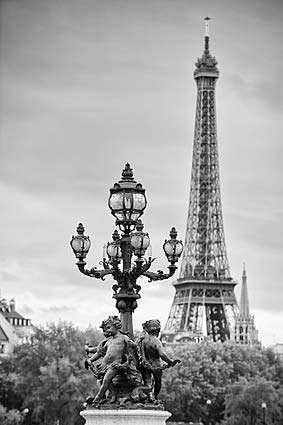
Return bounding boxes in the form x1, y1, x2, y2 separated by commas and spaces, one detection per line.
162, 18, 238, 344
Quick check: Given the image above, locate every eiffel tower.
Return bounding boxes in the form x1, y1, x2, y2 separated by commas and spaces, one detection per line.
162, 18, 238, 343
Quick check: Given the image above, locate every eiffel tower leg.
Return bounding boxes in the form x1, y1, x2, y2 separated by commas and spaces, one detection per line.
162, 282, 238, 343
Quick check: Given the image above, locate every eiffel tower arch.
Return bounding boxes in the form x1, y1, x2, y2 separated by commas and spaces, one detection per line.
162, 18, 238, 344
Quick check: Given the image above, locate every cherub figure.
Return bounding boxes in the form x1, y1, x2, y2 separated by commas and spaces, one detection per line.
137, 319, 180, 400
85, 319, 111, 380
85, 315, 138, 403
84, 320, 112, 404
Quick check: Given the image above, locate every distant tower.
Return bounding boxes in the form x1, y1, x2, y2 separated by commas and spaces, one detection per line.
234, 265, 258, 344
162, 18, 238, 343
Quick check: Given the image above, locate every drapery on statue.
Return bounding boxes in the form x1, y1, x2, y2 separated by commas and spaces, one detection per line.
84, 316, 180, 409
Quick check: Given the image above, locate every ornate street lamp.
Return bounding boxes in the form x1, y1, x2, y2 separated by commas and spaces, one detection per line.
70, 223, 91, 260
108, 163, 147, 233
70, 163, 183, 338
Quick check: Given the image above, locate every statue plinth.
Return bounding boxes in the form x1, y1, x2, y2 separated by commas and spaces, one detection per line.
80, 409, 171, 425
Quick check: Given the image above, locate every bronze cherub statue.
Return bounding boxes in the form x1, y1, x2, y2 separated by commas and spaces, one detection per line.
84, 316, 180, 408
137, 319, 181, 401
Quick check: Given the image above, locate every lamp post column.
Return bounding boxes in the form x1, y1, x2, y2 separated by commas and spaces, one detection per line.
115, 293, 139, 339
113, 234, 139, 339
120, 234, 132, 271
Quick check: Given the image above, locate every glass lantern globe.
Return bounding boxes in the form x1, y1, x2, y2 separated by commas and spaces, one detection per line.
106, 230, 122, 261
130, 221, 150, 257
70, 223, 91, 259
106, 242, 122, 260
108, 163, 147, 233
163, 227, 183, 264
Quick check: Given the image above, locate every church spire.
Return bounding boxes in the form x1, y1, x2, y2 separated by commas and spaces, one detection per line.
233, 264, 259, 345
239, 263, 250, 318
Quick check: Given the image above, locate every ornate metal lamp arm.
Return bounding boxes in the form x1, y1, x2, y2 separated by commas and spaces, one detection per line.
142, 264, 177, 282
76, 260, 115, 281
131, 256, 154, 277
135, 227, 183, 282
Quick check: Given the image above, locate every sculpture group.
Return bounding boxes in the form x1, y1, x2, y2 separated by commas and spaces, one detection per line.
84, 316, 180, 409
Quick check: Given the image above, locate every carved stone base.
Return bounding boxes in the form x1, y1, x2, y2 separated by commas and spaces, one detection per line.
80, 409, 171, 425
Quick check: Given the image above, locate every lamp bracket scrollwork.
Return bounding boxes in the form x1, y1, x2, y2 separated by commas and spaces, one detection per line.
142, 264, 177, 282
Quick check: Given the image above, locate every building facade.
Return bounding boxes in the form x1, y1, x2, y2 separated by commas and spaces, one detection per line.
273, 343, 283, 362
0, 297, 34, 355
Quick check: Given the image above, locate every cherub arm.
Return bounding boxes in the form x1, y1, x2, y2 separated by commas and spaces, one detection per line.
88, 351, 102, 362
85, 344, 98, 354
156, 340, 180, 366
86, 339, 107, 363
126, 338, 137, 350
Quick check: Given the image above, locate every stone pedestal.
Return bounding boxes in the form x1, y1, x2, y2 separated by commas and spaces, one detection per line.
80, 409, 171, 425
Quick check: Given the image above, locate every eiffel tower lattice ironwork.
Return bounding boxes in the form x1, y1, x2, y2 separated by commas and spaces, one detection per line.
162, 18, 238, 344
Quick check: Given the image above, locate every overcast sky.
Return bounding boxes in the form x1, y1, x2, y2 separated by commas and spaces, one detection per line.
1, 0, 282, 346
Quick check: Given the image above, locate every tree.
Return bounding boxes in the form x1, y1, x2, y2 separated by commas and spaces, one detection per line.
160, 341, 283, 424
0, 357, 23, 411
2, 321, 103, 425
2, 324, 283, 425
221, 377, 283, 425
0, 403, 23, 425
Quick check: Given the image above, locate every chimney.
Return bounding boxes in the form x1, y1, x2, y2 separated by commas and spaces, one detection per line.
9, 298, 16, 312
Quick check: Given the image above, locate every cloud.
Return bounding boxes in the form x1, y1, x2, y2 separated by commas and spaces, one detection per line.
227, 72, 283, 113
255, 309, 283, 346
0, 0, 282, 346
41, 305, 74, 313
20, 305, 34, 316
0, 271, 19, 283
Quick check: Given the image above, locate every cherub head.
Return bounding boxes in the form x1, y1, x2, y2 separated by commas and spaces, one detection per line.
142, 319, 161, 337
100, 315, 122, 337
99, 319, 109, 337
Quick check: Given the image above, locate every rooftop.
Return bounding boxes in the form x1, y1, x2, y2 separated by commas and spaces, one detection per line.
0, 298, 30, 320
0, 326, 8, 342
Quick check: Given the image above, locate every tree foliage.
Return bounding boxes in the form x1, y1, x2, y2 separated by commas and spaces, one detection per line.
1, 325, 283, 425
0, 321, 103, 425
160, 341, 283, 424
0, 403, 23, 425
221, 377, 283, 425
